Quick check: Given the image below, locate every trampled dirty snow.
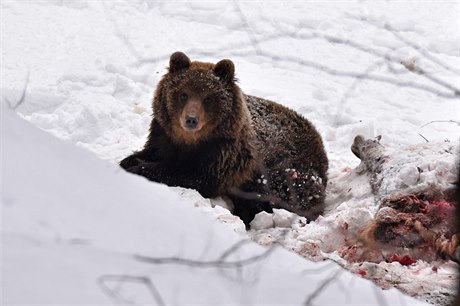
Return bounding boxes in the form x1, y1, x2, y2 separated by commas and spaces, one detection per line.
2, 1, 459, 305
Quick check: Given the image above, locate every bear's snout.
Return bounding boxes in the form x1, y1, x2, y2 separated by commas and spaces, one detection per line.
180, 97, 206, 132
185, 115, 199, 130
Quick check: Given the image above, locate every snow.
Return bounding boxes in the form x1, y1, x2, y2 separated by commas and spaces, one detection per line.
2, 103, 429, 306
2, 0, 459, 305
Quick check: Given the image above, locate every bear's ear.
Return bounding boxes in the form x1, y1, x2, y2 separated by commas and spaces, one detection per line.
214, 59, 235, 82
169, 51, 191, 73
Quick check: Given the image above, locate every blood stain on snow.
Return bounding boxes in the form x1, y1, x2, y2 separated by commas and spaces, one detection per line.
358, 269, 367, 277
389, 254, 417, 266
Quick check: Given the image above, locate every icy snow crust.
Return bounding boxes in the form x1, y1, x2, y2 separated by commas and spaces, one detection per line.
2, 1, 459, 305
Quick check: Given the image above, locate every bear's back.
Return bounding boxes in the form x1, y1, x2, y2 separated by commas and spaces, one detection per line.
244, 95, 328, 218
245, 95, 328, 178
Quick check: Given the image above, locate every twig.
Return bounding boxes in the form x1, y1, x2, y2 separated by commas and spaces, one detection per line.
334, 59, 385, 125
101, 1, 142, 61
98, 274, 166, 306
420, 120, 460, 128
216, 239, 251, 283
300, 261, 337, 275
233, 0, 261, 54
304, 269, 343, 306
6, 71, 30, 110
418, 133, 429, 143
347, 14, 460, 75
140, 47, 457, 98
346, 15, 460, 96
134, 245, 276, 269
383, 22, 460, 75
218, 239, 253, 260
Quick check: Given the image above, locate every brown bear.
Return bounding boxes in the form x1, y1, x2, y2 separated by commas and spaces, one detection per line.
120, 51, 328, 227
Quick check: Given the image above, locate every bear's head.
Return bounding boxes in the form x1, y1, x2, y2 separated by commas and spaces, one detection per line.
153, 52, 250, 145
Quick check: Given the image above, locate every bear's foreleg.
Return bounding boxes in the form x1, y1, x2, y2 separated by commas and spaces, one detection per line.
120, 146, 159, 170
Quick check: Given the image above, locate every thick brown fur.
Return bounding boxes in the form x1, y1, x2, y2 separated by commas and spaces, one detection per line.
120, 52, 328, 226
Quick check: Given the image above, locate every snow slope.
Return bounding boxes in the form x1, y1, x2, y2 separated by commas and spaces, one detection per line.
2, 0, 459, 305
2, 103, 430, 305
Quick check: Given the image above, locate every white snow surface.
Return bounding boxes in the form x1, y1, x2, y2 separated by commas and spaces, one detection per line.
2, 1, 459, 305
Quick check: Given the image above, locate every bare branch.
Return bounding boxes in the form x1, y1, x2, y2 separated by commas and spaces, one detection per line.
218, 239, 254, 261
134, 245, 277, 269
418, 133, 429, 143
346, 14, 460, 75
300, 261, 337, 275
304, 269, 343, 306
6, 71, 30, 110
232, 0, 261, 54
98, 274, 166, 306
98, 240, 277, 305
382, 21, 460, 75
139, 47, 457, 98
334, 59, 385, 125
420, 120, 460, 128
101, 1, 142, 61
346, 15, 460, 96
258, 51, 457, 98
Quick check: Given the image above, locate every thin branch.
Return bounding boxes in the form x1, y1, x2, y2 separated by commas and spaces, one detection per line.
300, 261, 337, 275
420, 120, 460, 128
98, 274, 166, 306
346, 13, 460, 75
418, 133, 429, 142
416, 66, 460, 96
218, 239, 253, 261
101, 1, 142, 61
304, 269, 343, 306
6, 71, 30, 110
334, 59, 385, 125
258, 50, 458, 98
346, 15, 460, 95
134, 245, 277, 269
132, 7, 460, 99
139, 47, 457, 98
232, 0, 261, 54
382, 21, 460, 75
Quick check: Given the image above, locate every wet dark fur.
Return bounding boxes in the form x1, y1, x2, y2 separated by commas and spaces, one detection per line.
120, 52, 328, 226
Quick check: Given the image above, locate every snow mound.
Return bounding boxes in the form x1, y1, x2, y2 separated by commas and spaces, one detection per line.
2, 104, 431, 305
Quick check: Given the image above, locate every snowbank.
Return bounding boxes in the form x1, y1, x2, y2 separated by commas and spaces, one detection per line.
2, 104, 430, 305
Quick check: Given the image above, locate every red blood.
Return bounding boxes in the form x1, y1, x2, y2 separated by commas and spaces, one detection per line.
432, 200, 451, 207
389, 254, 417, 266
358, 269, 367, 277
423, 199, 454, 215
291, 170, 298, 180
341, 167, 351, 173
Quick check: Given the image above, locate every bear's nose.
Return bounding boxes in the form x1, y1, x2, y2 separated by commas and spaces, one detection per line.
185, 115, 199, 129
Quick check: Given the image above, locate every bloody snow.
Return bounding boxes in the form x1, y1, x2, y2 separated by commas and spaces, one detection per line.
2, 1, 459, 305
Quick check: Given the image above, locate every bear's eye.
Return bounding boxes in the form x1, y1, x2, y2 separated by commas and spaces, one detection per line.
179, 92, 188, 102
203, 97, 212, 104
